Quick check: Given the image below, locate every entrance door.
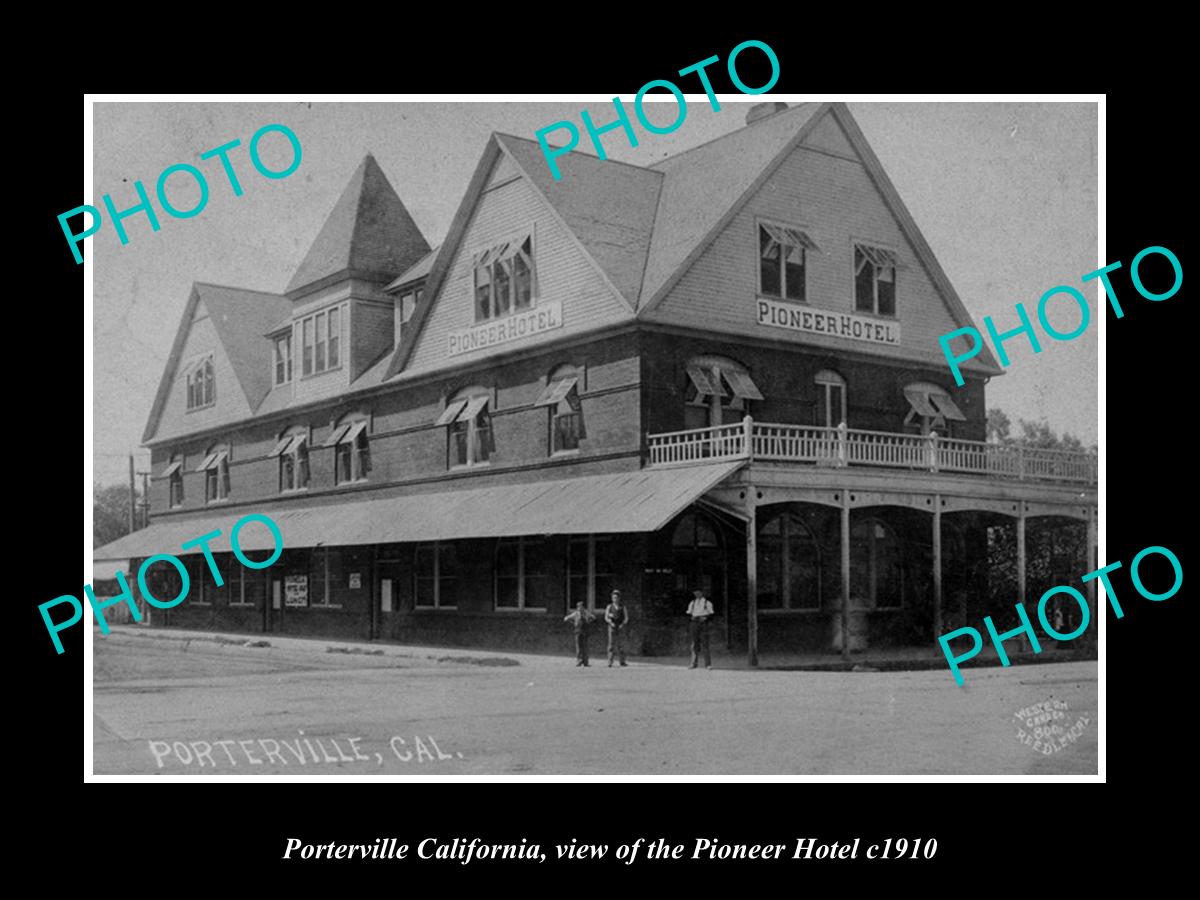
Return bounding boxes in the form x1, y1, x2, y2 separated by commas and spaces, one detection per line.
670, 513, 726, 611
267, 579, 283, 632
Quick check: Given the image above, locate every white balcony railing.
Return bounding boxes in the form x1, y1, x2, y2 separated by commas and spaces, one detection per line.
647, 417, 1097, 486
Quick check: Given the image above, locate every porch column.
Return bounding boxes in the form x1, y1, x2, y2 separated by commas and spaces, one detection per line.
1085, 504, 1097, 650
840, 490, 851, 660
932, 495, 942, 640
745, 486, 758, 667
1016, 502, 1027, 604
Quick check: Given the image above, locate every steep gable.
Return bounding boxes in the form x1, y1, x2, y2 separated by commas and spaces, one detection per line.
640, 104, 1002, 376
387, 136, 639, 379
285, 154, 430, 297
142, 283, 290, 444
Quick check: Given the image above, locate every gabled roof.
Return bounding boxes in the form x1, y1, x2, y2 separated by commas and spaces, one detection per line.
285, 153, 430, 297
385, 244, 439, 292
499, 134, 662, 307
638, 102, 823, 310
142, 283, 291, 443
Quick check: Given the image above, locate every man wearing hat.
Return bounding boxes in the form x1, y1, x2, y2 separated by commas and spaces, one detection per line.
604, 589, 629, 667
687, 589, 715, 669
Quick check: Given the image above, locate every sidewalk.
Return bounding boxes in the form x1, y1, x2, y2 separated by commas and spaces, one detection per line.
99, 624, 1095, 674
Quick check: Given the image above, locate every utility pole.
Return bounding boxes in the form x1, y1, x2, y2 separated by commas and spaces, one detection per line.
128, 454, 136, 533
139, 470, 151, 528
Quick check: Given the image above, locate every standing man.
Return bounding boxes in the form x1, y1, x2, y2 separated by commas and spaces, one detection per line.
605, 589, 629, 667
687, 588, 714, 669
564, 601, 594, 667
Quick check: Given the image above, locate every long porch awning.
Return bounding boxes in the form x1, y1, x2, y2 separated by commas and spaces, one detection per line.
93, 461, 745, 562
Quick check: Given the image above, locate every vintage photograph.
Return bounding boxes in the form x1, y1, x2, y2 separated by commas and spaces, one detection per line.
89, 98, 1099, 775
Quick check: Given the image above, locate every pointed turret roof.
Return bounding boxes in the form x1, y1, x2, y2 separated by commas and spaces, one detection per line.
285, 153, 430, 297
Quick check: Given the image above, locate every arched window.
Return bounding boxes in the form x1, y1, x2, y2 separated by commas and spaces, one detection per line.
903, 381, 965, 436
536, 364, 585, 454
438, 386, 494, 468
163, 453, 185, 508
270, 426, 311, 492
495, 536, 548, 610
851, 517, 903, 609
814, 369, 846, 429
196, 442, 230, 503
327, 414, 370, 485
186, 356, 215, 410
757, 511, 821, 610
684, 355, 763, 429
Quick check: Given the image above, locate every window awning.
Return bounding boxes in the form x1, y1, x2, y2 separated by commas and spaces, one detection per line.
857, 244, 906, 270
194, 450, 227, 472
722, 369, 764, 402
762, 222, 821, 253
161, 460, 182, 478
193, 452, 217, 473
533, 376, 578, 407
903, 388, 940, 418
93, 461, 746, 561
928, 393, 966, 421
340, 421, 368, 444
435, 400, 468, 427
686, 366, 724, 398
458, 395, 490, 422
268, 436, 293, 458
324, 423, 351, 447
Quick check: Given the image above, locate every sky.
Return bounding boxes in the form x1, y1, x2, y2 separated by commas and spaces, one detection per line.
90, 99, 1098, 486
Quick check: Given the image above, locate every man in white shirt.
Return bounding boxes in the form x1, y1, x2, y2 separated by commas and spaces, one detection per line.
686, 589, 714, 669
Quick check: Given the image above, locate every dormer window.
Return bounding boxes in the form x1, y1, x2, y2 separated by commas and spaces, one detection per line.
273, 333, 293, 385
300, 304, 345, 377
185, 356, 215, 410
473, 236, 535, 322
395, 285, 423, 344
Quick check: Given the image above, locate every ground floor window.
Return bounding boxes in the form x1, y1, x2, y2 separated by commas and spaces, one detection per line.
567, 535, 615, 610
415, 542, 458, 609
495, 536, 548, 610
851, 518, 903, 608
757, 511, 821, 610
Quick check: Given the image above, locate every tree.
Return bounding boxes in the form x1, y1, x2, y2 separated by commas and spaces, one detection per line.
94, 483, 142, 549
986, 407, 1090, 452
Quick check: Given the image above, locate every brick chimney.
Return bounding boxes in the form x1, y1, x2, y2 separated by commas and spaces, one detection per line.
745, 102, 789, 125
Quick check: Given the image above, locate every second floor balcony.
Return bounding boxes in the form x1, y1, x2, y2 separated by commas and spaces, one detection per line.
647, 417, 1097, 486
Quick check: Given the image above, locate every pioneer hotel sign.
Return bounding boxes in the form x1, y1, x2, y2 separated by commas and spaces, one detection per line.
757, 299, 901, 345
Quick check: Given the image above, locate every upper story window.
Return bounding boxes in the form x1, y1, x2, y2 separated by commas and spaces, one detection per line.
903, 382, 965, 436
535, 364, 585, 454
270, 427, 310, 492
814, 369, 847, 429
854, 243, 901, 317
395, 285, 423, 344
273, 332, 293, 386
684, 356, 763, 429
437, 387, 494, 468
300, 303, 344, 377
473, 235, 535, 322
185, 356, 215, 411
759, 222, 819, 302
163, 455, 184, 508
196, 444, 230, 503
326, 416, 370, 485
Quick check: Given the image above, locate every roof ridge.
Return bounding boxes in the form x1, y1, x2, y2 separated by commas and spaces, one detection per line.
193, 281, 284, 297
648, 102, 817, 170
495, 131, 664, 177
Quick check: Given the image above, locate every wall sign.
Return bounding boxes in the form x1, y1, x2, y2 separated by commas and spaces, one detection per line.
756, 299, 901, 346
284, 574, 308, 607
448, 300, 563, 356
349, 573, 362, 589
